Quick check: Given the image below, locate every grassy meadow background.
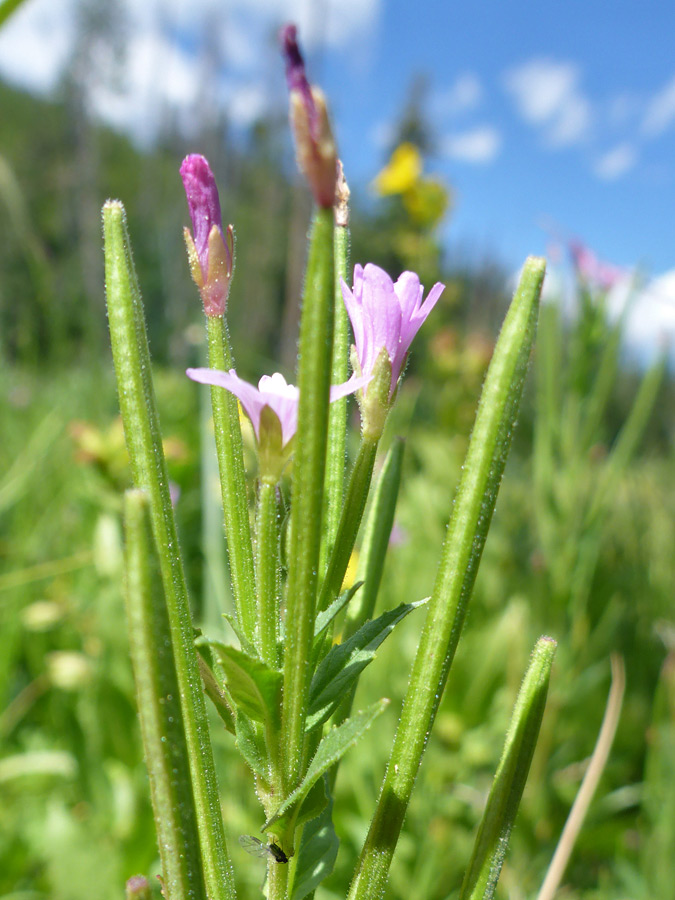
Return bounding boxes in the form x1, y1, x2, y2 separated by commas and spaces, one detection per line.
1, 24, 675, 900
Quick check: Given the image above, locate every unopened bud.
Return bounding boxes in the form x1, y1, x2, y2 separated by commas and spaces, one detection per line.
280, 24, 337, 208
180, 154, 234, 316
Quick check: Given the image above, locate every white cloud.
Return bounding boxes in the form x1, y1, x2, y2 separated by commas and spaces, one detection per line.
608, 269, 675, 362
431, 73, 482, 118
0, 0, 75, 93
0, 0, 380, 142
642, 75, 675, 138
504, 58, 591, 147
442, 126, 501, 164
593, 143, 637, 180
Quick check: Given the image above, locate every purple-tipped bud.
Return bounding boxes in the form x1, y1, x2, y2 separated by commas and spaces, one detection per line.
180, 154, 234, 316
280, 24, 337, 208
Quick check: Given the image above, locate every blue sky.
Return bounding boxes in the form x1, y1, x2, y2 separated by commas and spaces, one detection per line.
315, 0, 675, 273
1, 0, 674, 355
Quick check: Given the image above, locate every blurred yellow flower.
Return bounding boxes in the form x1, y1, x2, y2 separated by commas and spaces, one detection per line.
372, 143, 422, 196
341, 549, 360, 591
403, 177, 450, 228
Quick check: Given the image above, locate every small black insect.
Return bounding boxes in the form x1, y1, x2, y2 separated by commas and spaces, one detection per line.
239, 835, 289, 864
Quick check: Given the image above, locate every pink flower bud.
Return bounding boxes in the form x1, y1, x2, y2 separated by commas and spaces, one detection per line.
280, 24, 337, 208
180, 154, 234, 316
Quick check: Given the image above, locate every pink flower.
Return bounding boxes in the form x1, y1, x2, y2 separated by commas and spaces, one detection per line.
186, 368, 367, 450
180, 154, 234, 316
341, 264, 445, 399
568, 239, 624, 292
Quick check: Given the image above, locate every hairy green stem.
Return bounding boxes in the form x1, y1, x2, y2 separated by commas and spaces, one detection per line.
281, 206, 335, 796
322, 219, 351, 568
206, 314, 257, 643
317, 435, 378, 614
257, 479, 281, 668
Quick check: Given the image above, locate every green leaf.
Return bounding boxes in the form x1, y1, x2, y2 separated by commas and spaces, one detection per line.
460, 636, 556, 900
196, 652, 235, 734
235, 711, 268, 779
222, 613, 259, 659
199, 639, 282, 729
291, 789, 339, 900
314, 581, 363, 641
295, 776, 329, 829
307, 600, 427, 732
123, 491, 208, 900
265, 700, 388, 829
105, 203, 234, 900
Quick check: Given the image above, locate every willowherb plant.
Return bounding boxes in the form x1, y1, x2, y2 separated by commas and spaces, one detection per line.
104, 24, 552, 900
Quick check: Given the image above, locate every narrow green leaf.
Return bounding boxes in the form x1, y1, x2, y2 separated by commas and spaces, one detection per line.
123, 490, 207, 900
460, 637, 556, 900
295, 775, 329, 829
222, 613, 259, 659
197, 652, 236, 734
291, 791, 340, 900
104, 201, 235, 900
266, 700, 388, 828
201, 640, 282, 728
235, 711, 269, 779
307, 600, 426, 731
313, 581, 364, 640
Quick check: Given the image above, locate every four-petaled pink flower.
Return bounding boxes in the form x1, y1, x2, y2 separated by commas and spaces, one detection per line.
187, 368, 368, 457
341, 263, 445, 400
180, 154, 234, 316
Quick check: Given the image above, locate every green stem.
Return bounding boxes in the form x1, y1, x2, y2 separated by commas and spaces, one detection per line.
322, 219, 351, 568
206, 314, 257, 643
317, 435, 378, 614
329, 438, 405, 772
257, 479, 281, 668
347, 257, 546, 900
344, 437, 404, 638
123, 491, 208, 900
281, 207, 335, 795
0, 0, 30, 27
267, 858, 289, 900
103, 201, 236, 900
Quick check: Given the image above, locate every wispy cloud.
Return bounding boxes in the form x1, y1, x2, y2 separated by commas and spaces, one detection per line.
0, 0, 381, 141
593, 143, 637, 180
641, 75, 675, 138
431, 73, 482, 118
503, 58, 591, 147
442, 126, 501, 164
